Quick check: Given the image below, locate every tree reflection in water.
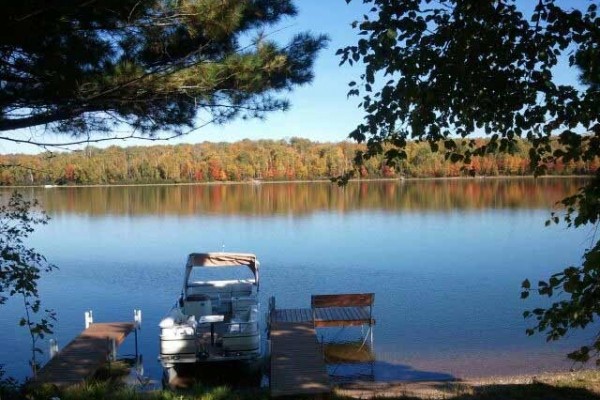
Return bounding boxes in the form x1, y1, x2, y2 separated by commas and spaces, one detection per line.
9, 178, 587, 217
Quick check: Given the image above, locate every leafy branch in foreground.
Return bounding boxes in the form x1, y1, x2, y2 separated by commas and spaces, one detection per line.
341, 0, 600, 361
1, 0, 328, 141
522, 174, 600, 363
0, 365, 18, 398
0, 192, 56, 376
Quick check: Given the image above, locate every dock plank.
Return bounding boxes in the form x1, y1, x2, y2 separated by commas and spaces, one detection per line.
270, 322, 330, 397
344, 307, 354, 320
273, 307, 374, 326
340, 307, 352, 320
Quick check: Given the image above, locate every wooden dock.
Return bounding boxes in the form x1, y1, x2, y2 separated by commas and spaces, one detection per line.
33, 322, 135, 388
270, 293, 375, 397
272, 307, 374, 326
270, 322, 330, 397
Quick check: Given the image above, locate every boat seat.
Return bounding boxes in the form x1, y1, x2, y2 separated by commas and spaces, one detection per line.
187, 281, 254, 298
231, 296, 257, 313
227, 306, 258, 334
227, 322, 254, 334
159, 308, 196, 329
208, 294, 221, 307
183, 294, 212, 319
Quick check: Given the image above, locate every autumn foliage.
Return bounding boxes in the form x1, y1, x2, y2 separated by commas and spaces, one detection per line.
0, 138, 596, 186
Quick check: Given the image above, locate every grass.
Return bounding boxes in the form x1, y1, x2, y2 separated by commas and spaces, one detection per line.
93, 360, 132, 381
26, 381, 268, 400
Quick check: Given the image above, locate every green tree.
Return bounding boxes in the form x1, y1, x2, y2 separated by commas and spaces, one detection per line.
341, 0, 600, 362
0, 192, 55, 376
1, 0, 327, 142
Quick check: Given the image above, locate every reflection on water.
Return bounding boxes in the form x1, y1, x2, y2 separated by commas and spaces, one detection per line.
11, 177, 586, 216
329, 361, 456, 383
324, 341, 376, 363
324, 340, 376, 383
0, 178, 593, 385
323, 335, 456, 383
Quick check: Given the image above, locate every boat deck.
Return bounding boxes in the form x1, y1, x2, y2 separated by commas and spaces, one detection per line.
33, 322, 135, 388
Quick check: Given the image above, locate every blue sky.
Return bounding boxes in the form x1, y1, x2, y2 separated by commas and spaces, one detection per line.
186, 1, 372, 144
0, 0, 583, 154
0, 1, 371, 154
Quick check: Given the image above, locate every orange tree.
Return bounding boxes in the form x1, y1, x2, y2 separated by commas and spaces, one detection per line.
340, 0, 600, 362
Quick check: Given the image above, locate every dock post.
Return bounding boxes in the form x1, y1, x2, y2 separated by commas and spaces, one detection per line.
136, 354, 144, 376
84, 310, 93, 329
134, 309, 142, 328
133, 309, 142, 358
49, 339, 58, 359
109, 338, 117, 361
267, 297, 275, 339
268, 296, 275, 317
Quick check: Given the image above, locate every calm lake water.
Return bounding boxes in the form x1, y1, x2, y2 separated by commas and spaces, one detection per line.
0, 178, 594, 384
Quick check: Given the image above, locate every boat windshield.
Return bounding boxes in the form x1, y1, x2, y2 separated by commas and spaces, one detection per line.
187, 266, 255, 284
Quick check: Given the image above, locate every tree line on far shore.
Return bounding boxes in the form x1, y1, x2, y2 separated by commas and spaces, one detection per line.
0, 137, 597, 186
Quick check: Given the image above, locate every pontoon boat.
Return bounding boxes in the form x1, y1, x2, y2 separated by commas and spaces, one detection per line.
158, 253, 262, 382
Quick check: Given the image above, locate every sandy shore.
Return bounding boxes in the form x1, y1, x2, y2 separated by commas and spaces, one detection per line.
335, 370, 600, 399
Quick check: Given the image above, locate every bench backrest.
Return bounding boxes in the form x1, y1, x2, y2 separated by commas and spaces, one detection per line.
311, 293, 374, 308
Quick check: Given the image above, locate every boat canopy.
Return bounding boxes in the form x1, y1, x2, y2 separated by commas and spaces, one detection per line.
185, 252, 259, 282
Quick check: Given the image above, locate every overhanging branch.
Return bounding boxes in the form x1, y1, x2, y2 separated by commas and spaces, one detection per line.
0, 133, 182, 147
0, 116, 217, 148
0, 109, 81, 132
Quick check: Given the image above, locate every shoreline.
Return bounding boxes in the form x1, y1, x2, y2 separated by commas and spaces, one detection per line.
335, 369, 600, 398
0, 174, 591, 189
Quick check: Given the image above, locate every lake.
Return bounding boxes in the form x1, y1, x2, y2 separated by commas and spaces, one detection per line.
0, 178, 594, 384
